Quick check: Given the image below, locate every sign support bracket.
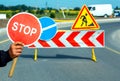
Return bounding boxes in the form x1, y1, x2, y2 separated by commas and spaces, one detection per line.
34, 48, 38, 61
33, 48, 97, 62
91, 48, 97, 62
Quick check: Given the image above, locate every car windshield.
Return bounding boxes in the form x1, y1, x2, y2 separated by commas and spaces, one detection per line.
88, 7, 92, 10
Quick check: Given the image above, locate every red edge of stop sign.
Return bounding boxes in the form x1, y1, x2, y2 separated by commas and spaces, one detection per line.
7, 12, 42, 47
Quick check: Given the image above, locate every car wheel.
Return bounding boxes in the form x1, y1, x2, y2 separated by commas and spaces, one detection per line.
104, 14, 108, 18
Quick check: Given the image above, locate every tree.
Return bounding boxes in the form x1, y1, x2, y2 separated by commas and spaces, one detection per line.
74, 7, 80, 11
0, 4, 7, 10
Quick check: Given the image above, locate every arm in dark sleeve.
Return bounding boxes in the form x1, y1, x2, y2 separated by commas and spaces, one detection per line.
0, 50, 12, 67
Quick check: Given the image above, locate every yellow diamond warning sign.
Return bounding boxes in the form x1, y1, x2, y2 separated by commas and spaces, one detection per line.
71, 5, 100, 30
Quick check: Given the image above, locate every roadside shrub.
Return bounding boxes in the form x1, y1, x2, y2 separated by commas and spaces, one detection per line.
50, 12, 55, 18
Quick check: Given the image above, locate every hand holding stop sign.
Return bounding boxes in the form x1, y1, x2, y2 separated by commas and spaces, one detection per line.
7, 12, 42, 77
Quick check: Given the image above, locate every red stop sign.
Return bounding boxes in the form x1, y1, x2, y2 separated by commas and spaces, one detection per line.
7, 12, 41, 46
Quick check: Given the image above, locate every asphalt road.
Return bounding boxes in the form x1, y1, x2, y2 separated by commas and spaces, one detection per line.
0, 20, 120, 81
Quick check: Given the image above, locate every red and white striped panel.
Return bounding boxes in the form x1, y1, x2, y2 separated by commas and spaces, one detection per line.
29, 30, 105, 48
